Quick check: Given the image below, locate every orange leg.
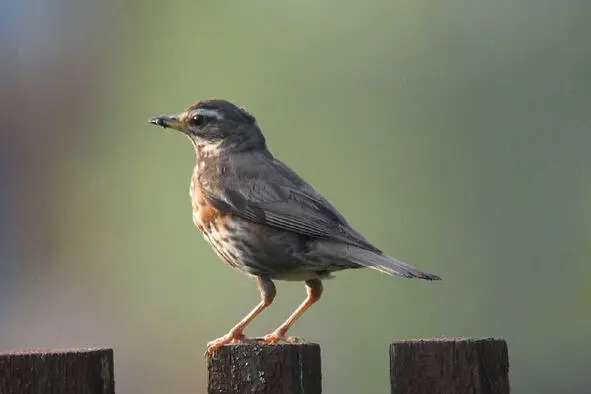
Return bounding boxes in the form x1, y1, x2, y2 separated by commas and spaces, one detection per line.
206, 277, 276, 354
263, 279, 323, 344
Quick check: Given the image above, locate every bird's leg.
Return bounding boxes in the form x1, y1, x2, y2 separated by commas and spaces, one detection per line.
262, 279, 323, 344
206, 276, 276, 354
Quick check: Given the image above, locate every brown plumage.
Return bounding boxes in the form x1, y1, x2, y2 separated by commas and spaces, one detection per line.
149, 99, 441, 354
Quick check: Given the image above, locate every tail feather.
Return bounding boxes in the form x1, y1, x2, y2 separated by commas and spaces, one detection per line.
349, 247, 441, 280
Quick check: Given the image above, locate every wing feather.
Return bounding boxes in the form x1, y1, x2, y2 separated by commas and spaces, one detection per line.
201, 152, 380, 253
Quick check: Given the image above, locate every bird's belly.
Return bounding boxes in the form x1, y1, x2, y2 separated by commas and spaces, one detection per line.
192, 209, 318, 278
201, 228, 250, 274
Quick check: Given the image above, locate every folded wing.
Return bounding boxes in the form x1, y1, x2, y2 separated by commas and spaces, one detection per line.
201, 151, 381, 254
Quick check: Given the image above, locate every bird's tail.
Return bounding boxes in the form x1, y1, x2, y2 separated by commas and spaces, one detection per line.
349, 247, 441, 280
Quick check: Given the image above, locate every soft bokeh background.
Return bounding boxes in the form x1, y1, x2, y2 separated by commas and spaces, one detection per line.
2, 1, 590, 393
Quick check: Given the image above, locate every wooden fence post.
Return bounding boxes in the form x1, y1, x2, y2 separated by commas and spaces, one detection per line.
0, 347, 114, 394
207, 343, 321, 394
390, 338, 509, 394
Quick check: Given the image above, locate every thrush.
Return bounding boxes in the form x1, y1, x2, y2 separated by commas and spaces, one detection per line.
149, 99, 440, 354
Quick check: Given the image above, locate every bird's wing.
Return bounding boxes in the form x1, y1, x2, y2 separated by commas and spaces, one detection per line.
201, 152, 381, 253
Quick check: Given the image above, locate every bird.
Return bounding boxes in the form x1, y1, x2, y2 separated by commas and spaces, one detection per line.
148, 99, 441, 354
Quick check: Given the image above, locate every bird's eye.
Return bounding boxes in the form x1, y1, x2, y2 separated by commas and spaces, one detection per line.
190, 115, 206, 127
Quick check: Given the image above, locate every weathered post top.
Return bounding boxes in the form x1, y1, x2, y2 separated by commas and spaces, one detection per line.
207, 343, 321, 394
390, 337, 509, 394
0, 347, 114, 394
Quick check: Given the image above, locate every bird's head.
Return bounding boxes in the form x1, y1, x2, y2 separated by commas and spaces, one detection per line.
149, 99, 266, 154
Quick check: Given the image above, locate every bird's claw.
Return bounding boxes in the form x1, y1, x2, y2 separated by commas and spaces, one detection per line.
261, 332, 282, 344
253, 332, 308, 345
205, 331, 246, 356
205, 331, 310, 357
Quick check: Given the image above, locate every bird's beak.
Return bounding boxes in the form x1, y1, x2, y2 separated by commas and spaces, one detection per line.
148, 114, 183, 131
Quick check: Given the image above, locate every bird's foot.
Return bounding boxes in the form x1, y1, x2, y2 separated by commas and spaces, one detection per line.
256, 330, 308, 345
205, 330, 246, 355
261, 331, 283, 344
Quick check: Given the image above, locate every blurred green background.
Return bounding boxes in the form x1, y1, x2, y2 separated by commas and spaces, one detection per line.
2, 1, 590, 393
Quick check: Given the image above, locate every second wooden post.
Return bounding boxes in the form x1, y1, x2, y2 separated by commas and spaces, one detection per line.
207, 343, 321, 394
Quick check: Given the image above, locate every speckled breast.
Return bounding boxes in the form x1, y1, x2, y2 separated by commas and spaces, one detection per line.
188, 168, 321, 280
189, 170, 251, 273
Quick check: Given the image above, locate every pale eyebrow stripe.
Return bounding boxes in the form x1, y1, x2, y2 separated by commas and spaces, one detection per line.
196, 108, 224, 120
